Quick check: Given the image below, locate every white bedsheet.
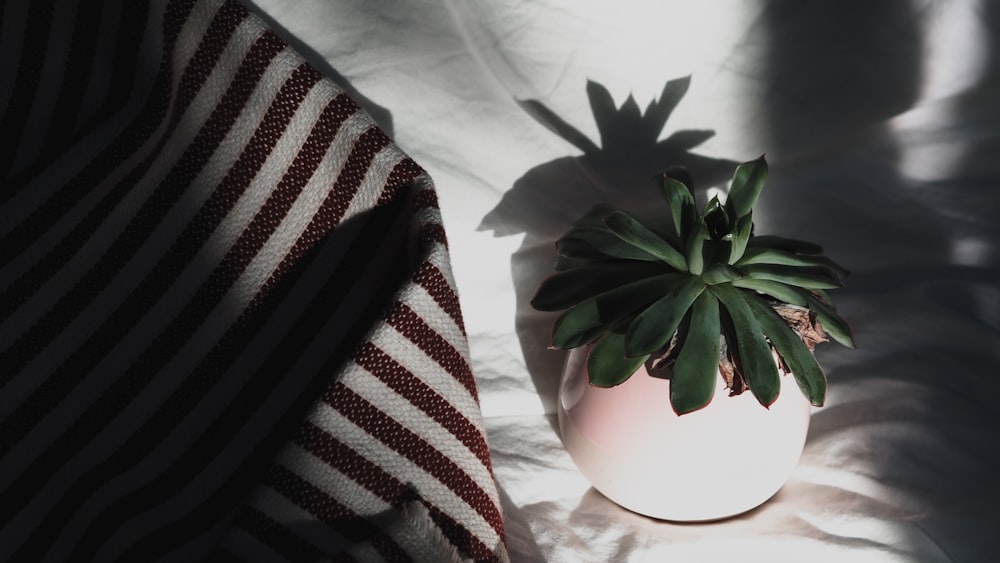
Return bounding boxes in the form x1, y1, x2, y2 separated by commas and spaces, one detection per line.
244, 1, 1000, 560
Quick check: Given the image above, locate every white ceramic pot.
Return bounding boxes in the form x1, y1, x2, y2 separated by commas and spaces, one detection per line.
558, 346, 812, 521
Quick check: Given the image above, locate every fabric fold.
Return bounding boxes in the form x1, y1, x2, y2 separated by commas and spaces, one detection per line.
0, 0, 507, 560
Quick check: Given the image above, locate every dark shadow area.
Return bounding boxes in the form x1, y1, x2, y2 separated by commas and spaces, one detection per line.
478, 77, 738, 415
753, 2, 1000, 559
215, 488, 490, 561
740, 0, 938, 393
755, 1, 923, 157
747, 0, 949, 273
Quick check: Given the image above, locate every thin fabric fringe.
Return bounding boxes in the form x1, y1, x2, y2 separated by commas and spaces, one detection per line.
0, 0, 507, 561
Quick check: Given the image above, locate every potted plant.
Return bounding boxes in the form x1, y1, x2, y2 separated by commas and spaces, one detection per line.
532, 156, 854, 521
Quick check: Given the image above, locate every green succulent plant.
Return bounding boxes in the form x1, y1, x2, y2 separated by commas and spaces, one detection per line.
531, 156, 855, 415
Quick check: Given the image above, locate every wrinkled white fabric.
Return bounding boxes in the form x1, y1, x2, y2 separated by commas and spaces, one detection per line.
245, 1, 1000, 560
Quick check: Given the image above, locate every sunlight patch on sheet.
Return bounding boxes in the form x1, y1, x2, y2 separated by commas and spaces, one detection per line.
794, 466, 923, 512
950, 236, 992, 266
796, 512, 953, 563
892, 0, 989, 182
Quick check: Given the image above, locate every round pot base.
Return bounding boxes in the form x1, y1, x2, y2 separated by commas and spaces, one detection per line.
558, 347, 812, 522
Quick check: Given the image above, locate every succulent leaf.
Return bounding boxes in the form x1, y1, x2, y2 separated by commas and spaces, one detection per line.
796, 288, 857, 348
745, 295, 827, 406
572, 203, 623, 228
731, 278, 808, 306
702, 196, 731, 240
725, 156, 768, 219
669, 292, 721, 414
559, 226, 664, 263
531, 156, 853, 412
700, 263, 742, 285
604, 210, 688, 271
554, 251, 602, 272
588, 327, 650, 387
811, 288, 834, 305
550, 274, 683, 349
741, 263, 844, 290
554, 236, 619, 271
625, 277, 706, 357
661, 175, 696, 240
728, 213, 754, 264
556, 224, 683, 269
551, 300, 609, 350
737, 247, 849, 278
710, 284, 780, 407
748, 235, 823, 255
684, 218, 712, 275
532, 261, 667, 311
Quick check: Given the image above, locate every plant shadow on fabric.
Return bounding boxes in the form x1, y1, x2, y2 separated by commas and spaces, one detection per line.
478, 78, 737, 416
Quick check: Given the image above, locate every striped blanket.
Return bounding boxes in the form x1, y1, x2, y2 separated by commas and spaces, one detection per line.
0, 0, 507, 561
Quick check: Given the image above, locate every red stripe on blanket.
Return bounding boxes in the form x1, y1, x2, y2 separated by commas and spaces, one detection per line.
377, 156, 425, 205
387, 302, 480, 400
291, 422, 501, 563
294, 422, 409, 504
413, 262, 467, 335
355, 342, 493, 469
174, 0, 250, 111
422, 221, 450, 247
323, 127, 393, 224
324, 383, 503, 560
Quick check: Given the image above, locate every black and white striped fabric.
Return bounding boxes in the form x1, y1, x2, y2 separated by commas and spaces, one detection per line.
0, 0, 507, 561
